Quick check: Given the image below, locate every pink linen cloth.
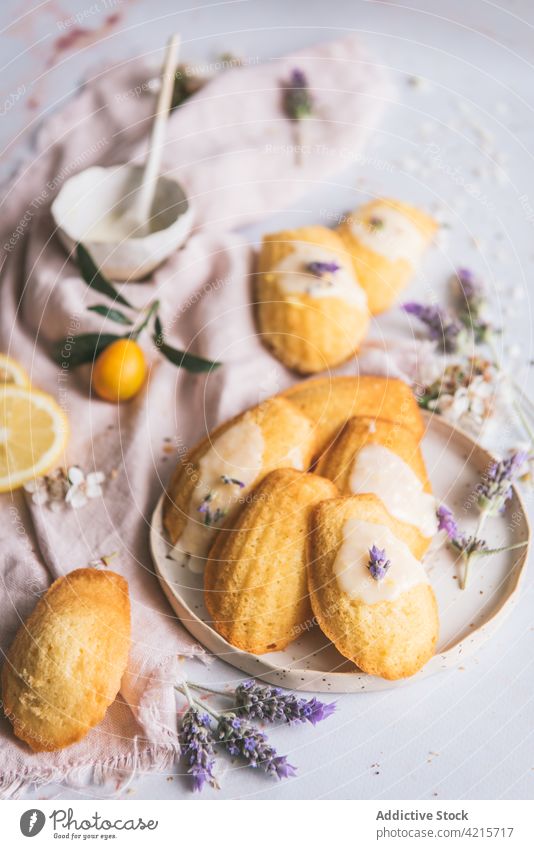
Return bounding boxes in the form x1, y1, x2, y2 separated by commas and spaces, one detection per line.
0, 35, 392, 796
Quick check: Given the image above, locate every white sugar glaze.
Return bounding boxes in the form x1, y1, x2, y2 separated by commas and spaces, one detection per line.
334, 518, 429, 604
349, 204, 427, 265
170, 419, 264, 573
271, 242, 367, 309
348, 443, 438, 537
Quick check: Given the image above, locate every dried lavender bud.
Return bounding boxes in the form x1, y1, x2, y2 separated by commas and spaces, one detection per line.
282, 68, 314, 120
403, 301, 465, 353
477, 452, 527, 515
198, 492, 226, 526
306, 260, 341, 277
369, 216, 384, 230
368, 545, 391, 581
235, 680, 336, 725
220, 475, 245, 487
180, 707, 218, 792
216, 713, 296, 779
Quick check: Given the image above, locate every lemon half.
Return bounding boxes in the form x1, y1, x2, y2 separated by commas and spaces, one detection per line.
0, 354, 30, 387
0, 386, 69, 491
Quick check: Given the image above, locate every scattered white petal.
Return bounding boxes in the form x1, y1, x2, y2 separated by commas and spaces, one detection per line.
68, 489, 88, 509
87, 471, 105, 485
68, 466, 85, 486
31, 490, 49, 506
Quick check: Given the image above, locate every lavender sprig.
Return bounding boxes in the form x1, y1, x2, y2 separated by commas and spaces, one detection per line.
455, 268, 485, 312
282, 68, 314, 165
306, 260, 341, 277
477, 452, 527, 517
180, 707, 219, 792
216, 713, 296, 779
234, 680, 336, 725
436, 502, 527, 589
454, 268, 492, 342
282, 68, 314, 120
403, 301, 465, 354
368, 545, 391, 581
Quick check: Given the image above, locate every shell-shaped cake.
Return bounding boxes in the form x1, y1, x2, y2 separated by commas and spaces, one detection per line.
316, 416, 436, 558
2, 569, 131, 751
337, 198, 437, 314
256, 225, 369, 373
205, 468, 338, 653
163, 397, 316, 573
282, 375, 425, 457
307, 494, 439, 680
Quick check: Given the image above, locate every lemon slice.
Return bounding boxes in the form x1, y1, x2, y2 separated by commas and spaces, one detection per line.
0, 386, 69, 491
0, 354, 30, 387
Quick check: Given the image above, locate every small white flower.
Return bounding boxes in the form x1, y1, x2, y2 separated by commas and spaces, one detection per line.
24, 466, 107, 510
65, 467, 106, 509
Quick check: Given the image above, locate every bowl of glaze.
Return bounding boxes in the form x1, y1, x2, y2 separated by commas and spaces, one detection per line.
51, 164, 194, 281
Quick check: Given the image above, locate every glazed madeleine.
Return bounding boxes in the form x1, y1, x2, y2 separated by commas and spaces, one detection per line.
2, 569, 130, 752
316, 416, 436, 558
337, 198, 437, 314
163, 397, 315, 572
256, 225, 369, 373
205, 468, 338, 653
282, 375, 425, 457
308, 494, 438, 680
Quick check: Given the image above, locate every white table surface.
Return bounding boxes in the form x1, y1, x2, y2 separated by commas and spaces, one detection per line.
2, 0, 534, 801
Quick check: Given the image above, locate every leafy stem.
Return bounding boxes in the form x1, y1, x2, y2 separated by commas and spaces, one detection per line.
460, 511, 488, 590
130, 300, 160, 341
54, 245, 223, 374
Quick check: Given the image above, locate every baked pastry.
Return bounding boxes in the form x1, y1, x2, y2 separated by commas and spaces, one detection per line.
282, 375, 425, 457
2, 569, 130, 752
256, 225, 369, 373
163, 397, 315, 572
337, 198, 437, 314
316, 416, 436, 558
308, 494, 438, 679
205, 468, 338, 653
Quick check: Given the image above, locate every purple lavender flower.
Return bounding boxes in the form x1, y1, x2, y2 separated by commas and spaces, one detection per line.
437, 505, 459, 540
216, 713, 296, 780
368, 545, 391, 581
402, 301, 465, 353
220, 475, 245, 488
180, 707, 218, 792
235, 680, 336, 725
282, 68, 314, 120
453, 534, 487, 557
477, 452, 527, 515
306, 260, 341, 277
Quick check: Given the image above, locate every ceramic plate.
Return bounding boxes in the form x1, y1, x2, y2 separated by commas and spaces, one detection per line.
150, 413, 530, 692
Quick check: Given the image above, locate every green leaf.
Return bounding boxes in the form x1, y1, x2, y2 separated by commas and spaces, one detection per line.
76, 244, 133, 308
88, 305, 133, 325
153, 335, 221, 373
154, 315, 163, 343
53, 332, 122, 368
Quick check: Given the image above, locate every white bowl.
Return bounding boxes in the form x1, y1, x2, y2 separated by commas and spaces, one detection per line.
51, 164, 193, 281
